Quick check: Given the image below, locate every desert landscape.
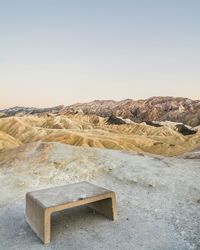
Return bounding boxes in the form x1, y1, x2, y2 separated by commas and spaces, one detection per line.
1, 97, 200, 156
0, 97, 200, 249
1, 0, 200, 248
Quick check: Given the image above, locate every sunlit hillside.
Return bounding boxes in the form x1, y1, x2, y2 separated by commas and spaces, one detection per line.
0, 114, 199, 157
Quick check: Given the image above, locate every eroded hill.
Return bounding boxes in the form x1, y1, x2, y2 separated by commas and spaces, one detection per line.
0, 114, 199, 157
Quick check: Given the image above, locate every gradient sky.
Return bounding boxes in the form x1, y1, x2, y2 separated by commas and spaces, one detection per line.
1, 0, 200, 108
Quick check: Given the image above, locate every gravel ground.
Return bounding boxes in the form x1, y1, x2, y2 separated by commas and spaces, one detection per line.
0, 143, 200, 250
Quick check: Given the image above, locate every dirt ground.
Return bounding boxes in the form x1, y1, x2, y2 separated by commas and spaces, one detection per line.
0, 143, 200, 250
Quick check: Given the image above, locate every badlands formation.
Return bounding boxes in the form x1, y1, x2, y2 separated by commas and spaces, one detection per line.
0, 98, 200, 249
0, 114, 200, 157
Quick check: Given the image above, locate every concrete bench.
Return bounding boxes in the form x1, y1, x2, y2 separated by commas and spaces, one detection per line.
26, 182, 117, 244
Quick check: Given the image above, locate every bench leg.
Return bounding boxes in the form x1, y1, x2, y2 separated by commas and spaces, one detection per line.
87, 194, 117, 220
26, 194, 51, 244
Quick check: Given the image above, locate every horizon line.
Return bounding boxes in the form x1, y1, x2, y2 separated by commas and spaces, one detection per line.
1, 95, 199, 111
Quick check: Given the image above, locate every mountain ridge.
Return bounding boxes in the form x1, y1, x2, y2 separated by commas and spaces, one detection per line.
1, 96, 200, 127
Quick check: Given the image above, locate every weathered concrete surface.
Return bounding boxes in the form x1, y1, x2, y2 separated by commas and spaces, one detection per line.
27, 182, 114, 208
26, 182, 116, 243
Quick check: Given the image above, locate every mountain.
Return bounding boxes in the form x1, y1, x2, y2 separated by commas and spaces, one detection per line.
1, 98, 200, 248
67, 97, 200, 127
1, 96, 200, 126
0, 105, 65, 117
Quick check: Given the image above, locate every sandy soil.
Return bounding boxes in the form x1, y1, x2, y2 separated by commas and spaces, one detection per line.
0, 115, 200, 156
0, 142, 200, 249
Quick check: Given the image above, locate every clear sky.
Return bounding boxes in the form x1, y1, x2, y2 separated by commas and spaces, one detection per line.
1, 0, 200, 108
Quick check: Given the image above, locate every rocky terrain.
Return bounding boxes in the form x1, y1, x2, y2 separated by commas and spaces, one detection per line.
0, 142, 200, 249
68, 97, 200, 127
0, 97, 200, 249
1, 96, 200, 127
